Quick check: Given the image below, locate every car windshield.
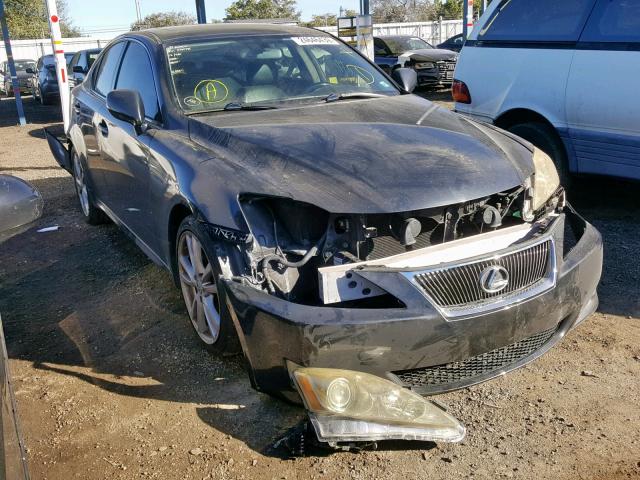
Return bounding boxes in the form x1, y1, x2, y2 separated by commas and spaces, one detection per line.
383, 37, 432, 54
166, 35, 399, 113
42, 54, 74, 68
14, 61, 35, 71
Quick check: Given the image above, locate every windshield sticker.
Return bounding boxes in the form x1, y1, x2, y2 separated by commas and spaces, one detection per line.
183, 96, 202, 107
291, 36, 339, 46
193, 80, 229, 104
346, 65, 375, 86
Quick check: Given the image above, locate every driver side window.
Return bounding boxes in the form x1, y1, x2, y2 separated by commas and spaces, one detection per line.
94, 42, 126, 96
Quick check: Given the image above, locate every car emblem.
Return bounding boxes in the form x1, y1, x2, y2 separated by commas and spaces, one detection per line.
480, 266, 510, 294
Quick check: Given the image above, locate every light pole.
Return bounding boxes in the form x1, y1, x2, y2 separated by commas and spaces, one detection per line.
134, 0, 142, 23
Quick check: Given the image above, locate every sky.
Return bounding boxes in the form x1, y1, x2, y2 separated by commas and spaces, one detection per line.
67, 0, 361, 36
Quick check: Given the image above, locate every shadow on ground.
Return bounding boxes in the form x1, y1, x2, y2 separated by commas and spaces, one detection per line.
0, 96, 61, 127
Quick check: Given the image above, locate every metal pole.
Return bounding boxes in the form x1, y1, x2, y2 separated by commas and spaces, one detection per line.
44, 0, 70, 132
195, 0, 206, 24
462, 0, 474, 39
0, 0, 26, 126
134, 0, 142, 22
361, 0, 370, 15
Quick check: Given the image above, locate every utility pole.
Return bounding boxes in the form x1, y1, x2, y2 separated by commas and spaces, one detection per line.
0, 0, 27, 126
134, 0, 142, 23
195, 0, 206, 24
44, 0, 70, 131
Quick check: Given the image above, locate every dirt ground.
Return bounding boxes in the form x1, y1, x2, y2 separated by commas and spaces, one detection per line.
0, 93, 639, 480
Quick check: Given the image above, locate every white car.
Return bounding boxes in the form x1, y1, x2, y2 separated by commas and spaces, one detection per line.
453, 0, 640, 183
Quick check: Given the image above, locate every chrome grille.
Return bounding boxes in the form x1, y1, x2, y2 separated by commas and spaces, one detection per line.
393, 326, 558, 390
410, 239, 555, 318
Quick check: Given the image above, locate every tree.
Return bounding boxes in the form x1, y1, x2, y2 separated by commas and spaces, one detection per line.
225, 0, 301, 21
2, 0, 80, 39
434, 0, 463, 20
371, 0, 437, 23
131, 11, 196, 31
307, 13, 337, 27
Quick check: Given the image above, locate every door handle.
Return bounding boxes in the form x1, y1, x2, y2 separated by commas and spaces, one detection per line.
99, 120, 109, 137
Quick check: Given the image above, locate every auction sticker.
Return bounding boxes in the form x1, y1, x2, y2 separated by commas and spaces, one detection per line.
291, 36, 339, 46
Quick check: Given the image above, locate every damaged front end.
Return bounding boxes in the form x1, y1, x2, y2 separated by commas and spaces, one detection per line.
213, 150, 601, 447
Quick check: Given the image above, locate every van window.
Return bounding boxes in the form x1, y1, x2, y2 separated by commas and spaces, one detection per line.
478, 0, 597, 42
581, 0, 640, 43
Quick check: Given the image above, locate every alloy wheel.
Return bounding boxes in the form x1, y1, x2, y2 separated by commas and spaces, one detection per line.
72, 154, 90, 217
178, 232, 221, 345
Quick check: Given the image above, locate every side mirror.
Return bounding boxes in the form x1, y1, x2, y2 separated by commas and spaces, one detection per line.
106, 89, 145, 128
392, 67, 418, 93
72, 66, 86, 74
25, 68, 35, 75
0, 175, 43, 243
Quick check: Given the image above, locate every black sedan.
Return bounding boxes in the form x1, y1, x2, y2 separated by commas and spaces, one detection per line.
47, 24, 602, 446
30, 53, 75, 105
374, 35, 458, 87
437, 33, 465, 53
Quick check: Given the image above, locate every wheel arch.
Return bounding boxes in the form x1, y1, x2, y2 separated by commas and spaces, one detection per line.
167, 201, 196, 285
494, 108, 576, 173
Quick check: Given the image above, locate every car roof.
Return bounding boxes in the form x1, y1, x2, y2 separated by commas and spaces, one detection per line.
132, 23, 325, 44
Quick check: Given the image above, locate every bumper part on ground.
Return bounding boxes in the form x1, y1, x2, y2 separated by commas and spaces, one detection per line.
290, 366, 465, 444
221, 206, 602, 401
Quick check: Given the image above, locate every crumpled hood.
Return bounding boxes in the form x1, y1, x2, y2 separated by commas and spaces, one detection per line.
189, 95, 534, 214
400, 48, 458, 62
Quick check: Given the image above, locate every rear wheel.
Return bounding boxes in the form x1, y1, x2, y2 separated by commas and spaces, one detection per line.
507, 122, 572, 188
72, 150, 107, 225
176, 216, 238, 355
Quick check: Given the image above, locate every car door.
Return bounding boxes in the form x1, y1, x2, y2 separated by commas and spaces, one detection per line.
96, 40, 161, 243
76, 42, 126, 200
566, 0, 640, 179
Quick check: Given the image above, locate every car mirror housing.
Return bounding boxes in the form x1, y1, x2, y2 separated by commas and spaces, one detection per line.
25, 68, 35, 75
107, 89, 146, 129
391, 67, 418, 93
0, 175, 43, 244
72, 66, 85, 74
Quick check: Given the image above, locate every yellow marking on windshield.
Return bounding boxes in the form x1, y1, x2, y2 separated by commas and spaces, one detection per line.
194, 80, 229, 104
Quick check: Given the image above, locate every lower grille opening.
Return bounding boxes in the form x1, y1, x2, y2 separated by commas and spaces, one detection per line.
393, 326, 558, 389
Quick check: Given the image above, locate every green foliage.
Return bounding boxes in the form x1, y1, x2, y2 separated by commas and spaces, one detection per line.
307, 13, 337, 27
225, 0, 301, 21
131, 11, 196, 31
1, 0, 80, 40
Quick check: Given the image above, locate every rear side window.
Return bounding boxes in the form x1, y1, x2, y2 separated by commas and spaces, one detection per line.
581, 0, 640, 43
479, 0, 597, 42
94, 42, 126, 96
115, 42, 160, 121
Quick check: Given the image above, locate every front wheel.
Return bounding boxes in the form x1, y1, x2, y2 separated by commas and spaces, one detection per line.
507, 122, 572, 188
176, 216, 238, 355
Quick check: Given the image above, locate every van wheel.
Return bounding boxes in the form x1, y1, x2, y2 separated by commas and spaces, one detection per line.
507, 122, 572, 188
176, 216, 239, 355
71, 150, 108, 225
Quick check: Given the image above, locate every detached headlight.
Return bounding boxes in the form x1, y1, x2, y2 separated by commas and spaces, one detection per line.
291, 367, 466, 443
531, 147, 560, 211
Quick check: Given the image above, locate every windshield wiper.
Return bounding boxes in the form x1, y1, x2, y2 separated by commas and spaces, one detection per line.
223, 102, 279, 111
324, 92, 388, 103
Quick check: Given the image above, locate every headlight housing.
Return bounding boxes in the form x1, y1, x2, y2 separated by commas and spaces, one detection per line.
531, 147, 561, 212
415, 62, 436, 70
291, 367, 466, 443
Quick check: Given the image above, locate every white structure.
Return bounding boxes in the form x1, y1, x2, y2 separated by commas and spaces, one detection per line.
319, 19, 463, 46
0, 36, 114, 63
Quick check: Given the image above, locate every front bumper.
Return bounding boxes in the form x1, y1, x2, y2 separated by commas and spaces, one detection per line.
220, 207, 602, 402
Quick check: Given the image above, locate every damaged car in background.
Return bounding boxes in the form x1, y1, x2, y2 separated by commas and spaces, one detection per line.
45, 24, 603, 448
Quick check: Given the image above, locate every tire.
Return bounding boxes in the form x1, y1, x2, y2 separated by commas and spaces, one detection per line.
175, 216, 239, 355
507, 122, 572, 188
71, 150, 108, 225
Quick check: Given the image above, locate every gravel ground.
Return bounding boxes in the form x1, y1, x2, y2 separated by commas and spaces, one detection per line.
0, 93, 639, 480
